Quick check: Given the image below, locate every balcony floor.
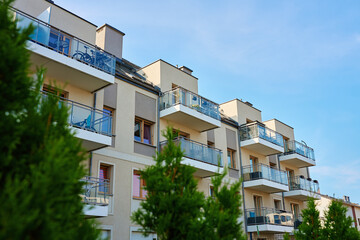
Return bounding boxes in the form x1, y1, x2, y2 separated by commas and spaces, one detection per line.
28, 41, 114, 92
71, 127, 112, 151
284, 190, 321, 200
240, 138, 284, 156
160, 105, 221, 132
279, 153, 315, 168
183, 157, 222, 178
247, 224, 294, 233
243, 179, 289, 193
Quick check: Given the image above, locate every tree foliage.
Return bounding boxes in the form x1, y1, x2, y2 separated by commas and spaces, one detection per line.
131, 126, 245, 240
0, 0, 100, 239
322, 200, 360, 240
294, 198, 323, 240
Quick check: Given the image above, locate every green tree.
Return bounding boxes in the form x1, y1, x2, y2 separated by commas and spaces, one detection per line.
322, 200, 360, 240
0, 0, 100, 239
294, 198, 323, 240
131, 127, 205, 240
199, 168, 246, 240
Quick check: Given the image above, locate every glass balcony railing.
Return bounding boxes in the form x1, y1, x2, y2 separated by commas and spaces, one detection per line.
160, 137, 223, 167
245, 208, 294, 227
160, 87, 221, 121
81, 176, 109, 206
41, 92, 112, 136
13, 8, 116, 75
242, 163, 288, 185
239, 122, 284, 147
285, 140, 315, 160
289, 176, 319, 193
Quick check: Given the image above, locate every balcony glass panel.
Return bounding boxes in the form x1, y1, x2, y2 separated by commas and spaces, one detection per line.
160, 87, 221, 121
289, 176, 319, 193
242, 164, 288, 185
81, 176, 109, 206
245, 208, 294, 227
13, 9, 116, 75
285, 140, 315, 160
42, 92, 112, 136
160, 137, 223, 166
240, 123, 284, 147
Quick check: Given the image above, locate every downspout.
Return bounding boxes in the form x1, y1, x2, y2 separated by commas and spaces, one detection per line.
89, 92, 97, 176
157, 93, 161, 150
238, 126, 248, 238
306, 167, 310, 178
278, 154, 286, 211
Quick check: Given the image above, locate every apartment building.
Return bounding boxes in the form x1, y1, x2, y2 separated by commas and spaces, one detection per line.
13, 1, 320, 239
316, 195, 360, 232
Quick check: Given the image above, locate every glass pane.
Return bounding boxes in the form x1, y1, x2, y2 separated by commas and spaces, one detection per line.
134, 121, 141, 142
133, 174, 140, 198
143, 124, 151, 144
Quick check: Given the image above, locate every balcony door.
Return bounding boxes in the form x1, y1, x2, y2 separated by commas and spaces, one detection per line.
287, 168, 295, 186
291, 203, 300, 220
249, 156, 259, 172
254, 195, 263, 216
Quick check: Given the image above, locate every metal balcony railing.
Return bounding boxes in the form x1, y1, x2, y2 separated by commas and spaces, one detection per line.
41, 91, 112, 136
245, 207, 294, 227
160, 137, 223, 166
81, 176, 110, 206
239, 122, 284, 147
242, 163, 288, 185
160, 87, 221, 121
289, 176, 319, 193
13, 8, 116, 75
284, 140, 315, 160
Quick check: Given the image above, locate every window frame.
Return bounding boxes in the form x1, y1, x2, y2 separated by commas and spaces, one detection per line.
42, 84, 69, 99
99, 164, 111, 195
134, 117, 154, 145
132, 170, 147, 200
227, 148, 236, 169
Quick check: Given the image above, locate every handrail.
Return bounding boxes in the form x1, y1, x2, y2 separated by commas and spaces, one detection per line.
11, 7, 116, 58
239, 122, 284, 147
245, 207, 294, 226
80, 176, 110, 206
242, 163, 288, 174
12, 7, 116, 75
160, 136, 222, 152
242, 163, 288, 185
161, 86, 219, 106
284, 140, 315, 160
289, 175, 319, 192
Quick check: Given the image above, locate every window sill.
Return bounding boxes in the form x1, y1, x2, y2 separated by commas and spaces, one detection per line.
134, 140, 156, 148
133, 197, 147, 201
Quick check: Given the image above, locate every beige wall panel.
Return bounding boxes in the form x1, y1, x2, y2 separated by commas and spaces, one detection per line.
159, 119, 206, 143
220, 99, 262, 125
96, 26, 124, 59
14, 0, 96, 44
135, 92, 157, 122
263, 119, 295, 140
241, 148, 268, 167
207, 129, 215, 143
226, 128, 237, 150
139, 61, 161, 87
104, 83, 118, 109
134, 142, 156, 157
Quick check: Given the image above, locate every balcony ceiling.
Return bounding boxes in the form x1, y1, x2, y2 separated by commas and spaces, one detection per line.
243, 179, 289, 193
241, 138, 284, 156
279, 154, 316, 168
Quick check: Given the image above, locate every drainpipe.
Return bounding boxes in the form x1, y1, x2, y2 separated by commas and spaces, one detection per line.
306, 167, 310, 178
157, 93, 161, 150
88, 92, 97, 176
278, 154, 286, 211
238, 126, 248, 238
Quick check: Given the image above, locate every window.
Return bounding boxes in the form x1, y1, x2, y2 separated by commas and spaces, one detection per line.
99, 165, 111, 194
42, 84, 68, 99
209, 186, 215, 198
254, 195, 263, 215
134, 118, 153, 145
291, 203, 300, 220
133, 170, 147, 200
250, 156, 258, 172
274, 199, 282, 211
227, 149, 236, 169
49, 30, 71, 56
101, 229, 111, 240
102, 106, 113, 134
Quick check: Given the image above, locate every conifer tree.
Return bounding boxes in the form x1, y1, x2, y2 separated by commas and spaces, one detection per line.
0, 0, 100, 239
131, 127, 204, 240
322, 200, 360, 240
294, 198, 323, 240
199, 168, 246, 240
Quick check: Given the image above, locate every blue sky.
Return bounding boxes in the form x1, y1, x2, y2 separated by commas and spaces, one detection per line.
58, 0, 360, 203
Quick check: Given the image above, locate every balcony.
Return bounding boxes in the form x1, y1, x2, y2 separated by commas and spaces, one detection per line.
14, 8, 115, 92
243, 164, 289, 193
42, 92, 112, 151
81, 176, 109, 218
160, 87, 221, 132
239, 122, 284, 156
279, 140, 316, 167
245, 208, 294, 233
160, 137, 223, 177
284, 176, 320, 200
